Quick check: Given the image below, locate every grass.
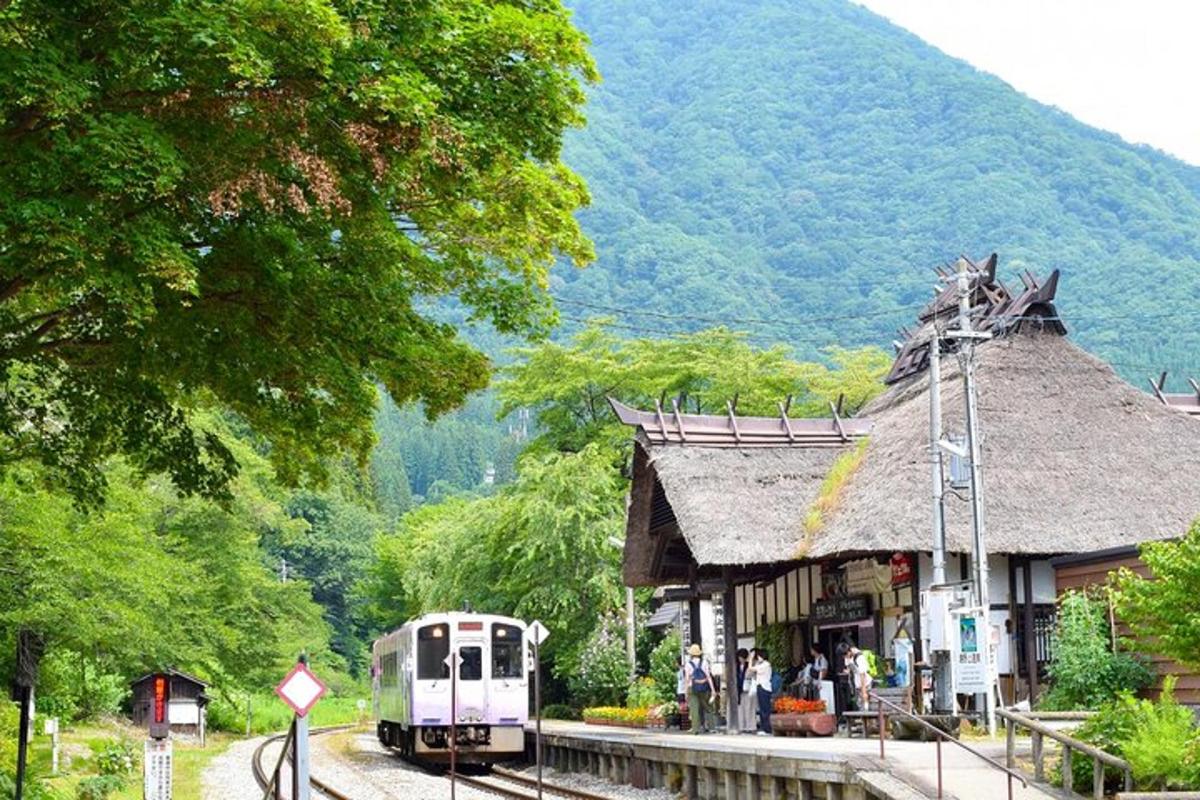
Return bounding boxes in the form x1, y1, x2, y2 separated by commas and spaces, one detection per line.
220, 693, 369, 736
797, 437, 869, 554
28, 717, 235, 800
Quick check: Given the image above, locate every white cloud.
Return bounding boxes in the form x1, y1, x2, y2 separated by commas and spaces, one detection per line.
855, 0, 1200, 165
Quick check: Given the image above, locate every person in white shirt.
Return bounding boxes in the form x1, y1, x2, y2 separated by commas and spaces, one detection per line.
749, 648, 773, 735
848, 645, 872, 709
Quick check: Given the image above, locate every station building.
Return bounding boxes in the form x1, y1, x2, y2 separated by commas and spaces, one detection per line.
614, 256, 1200, 708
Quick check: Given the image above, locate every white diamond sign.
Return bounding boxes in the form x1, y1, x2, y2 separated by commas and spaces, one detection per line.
275, 662, 327, 717
526, 620, 550, 646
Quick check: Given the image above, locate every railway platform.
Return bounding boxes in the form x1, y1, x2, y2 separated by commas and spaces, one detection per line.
525, 720, 1058, 800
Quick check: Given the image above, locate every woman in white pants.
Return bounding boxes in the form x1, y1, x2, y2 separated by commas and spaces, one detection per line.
735, 648, 756, 732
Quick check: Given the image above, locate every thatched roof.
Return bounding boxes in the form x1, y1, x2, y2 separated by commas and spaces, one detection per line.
621, 329, 1200, 586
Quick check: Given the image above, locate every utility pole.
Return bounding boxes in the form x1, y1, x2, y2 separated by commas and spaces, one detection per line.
952, 257, 996, 735
929, 329, 946, 585
280, 557, 288, 583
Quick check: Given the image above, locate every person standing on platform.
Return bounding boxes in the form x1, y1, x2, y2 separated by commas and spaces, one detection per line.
806, 644, 829, 701
685, 644, 717, 734
750, 648, 774, 736
735, 648, 755, 733
848, 645, 873, 710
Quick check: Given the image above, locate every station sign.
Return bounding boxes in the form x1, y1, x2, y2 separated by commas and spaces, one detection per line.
811, 594, 871, 625
144, 738, 172, 800
149, 673, 171, 740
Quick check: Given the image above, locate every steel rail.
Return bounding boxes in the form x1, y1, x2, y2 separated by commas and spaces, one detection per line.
251, 724, 356, 800
489, 766, 626, 800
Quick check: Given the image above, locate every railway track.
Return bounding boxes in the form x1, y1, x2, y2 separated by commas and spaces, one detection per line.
251, 724, 355, 800
254, 726, 623, 800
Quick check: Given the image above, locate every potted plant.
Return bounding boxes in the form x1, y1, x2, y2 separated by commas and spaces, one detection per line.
656, 701, 681, 729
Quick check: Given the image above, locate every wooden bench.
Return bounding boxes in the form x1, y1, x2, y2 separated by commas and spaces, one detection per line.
843, 685, 912, 738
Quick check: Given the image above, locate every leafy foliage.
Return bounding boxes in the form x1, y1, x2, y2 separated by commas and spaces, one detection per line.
648, 632, 683, 703
1058, 679, 1200, 792
755, 623, 790, 668
0, 0, 596, 502
564, 614, 631, 708
626, 677, 662, 709
1041, 591, 1152, 710
559, 0, 1200, 385
1115, 521, 1200, 672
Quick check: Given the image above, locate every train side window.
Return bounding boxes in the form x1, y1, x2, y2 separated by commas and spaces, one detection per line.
417, 624, 450, 680
492, 624, 524, 679
459, 646, 482, 681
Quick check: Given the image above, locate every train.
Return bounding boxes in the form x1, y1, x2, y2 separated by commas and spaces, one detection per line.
371, 611, 529, 764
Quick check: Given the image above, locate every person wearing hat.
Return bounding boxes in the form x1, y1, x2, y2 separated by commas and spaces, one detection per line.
685, 643, 717, 734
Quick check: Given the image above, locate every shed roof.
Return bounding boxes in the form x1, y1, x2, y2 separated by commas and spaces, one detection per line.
130, 668, 208, 689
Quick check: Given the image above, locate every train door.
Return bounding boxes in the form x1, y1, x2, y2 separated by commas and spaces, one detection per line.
453, 621, 487, 723
488, 622, 527, 724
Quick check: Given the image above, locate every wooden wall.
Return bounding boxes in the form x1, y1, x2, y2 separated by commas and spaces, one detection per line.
1054, 554, 1200, 705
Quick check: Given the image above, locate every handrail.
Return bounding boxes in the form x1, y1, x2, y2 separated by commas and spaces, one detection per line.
997, 709, 1128, 770
869, 692, 1028, 800
997, 707, 1133, 799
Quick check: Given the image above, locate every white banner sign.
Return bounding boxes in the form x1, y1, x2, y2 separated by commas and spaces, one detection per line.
144, 739, 172, 800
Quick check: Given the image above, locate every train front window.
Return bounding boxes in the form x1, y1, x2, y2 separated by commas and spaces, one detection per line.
459, 646, 482, 681
417, 624, 450, 680
492, 624, 524, 679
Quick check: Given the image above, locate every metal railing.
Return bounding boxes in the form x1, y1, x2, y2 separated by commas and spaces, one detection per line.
869, 692, 1029, 800
997, 707, 1132, 799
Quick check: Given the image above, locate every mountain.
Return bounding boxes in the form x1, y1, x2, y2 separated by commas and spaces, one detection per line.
557, 0, 1200, 383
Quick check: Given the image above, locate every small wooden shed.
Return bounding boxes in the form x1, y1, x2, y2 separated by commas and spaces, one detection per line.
130, 669, 210, 741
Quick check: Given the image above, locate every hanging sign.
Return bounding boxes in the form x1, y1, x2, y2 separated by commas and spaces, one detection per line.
890, 553, 914, 587
844, 558, 892, 594
812, 594, 871, 625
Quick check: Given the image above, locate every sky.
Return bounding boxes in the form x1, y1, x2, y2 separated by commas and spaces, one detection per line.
854, 1, 1200, 166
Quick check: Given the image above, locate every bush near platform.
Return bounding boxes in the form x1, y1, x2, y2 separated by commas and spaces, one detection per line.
648, 632, 682, 702
1053, 677, 1200, 792
1041, 591, 1151, 711
540, 704, 581, 720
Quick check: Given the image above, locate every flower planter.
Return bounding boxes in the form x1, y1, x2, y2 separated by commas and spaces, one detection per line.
770, 712, 836, 737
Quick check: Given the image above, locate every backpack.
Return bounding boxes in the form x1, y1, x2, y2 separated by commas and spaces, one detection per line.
690, 658, 710, 691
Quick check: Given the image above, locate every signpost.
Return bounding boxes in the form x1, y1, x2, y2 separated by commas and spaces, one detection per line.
144, 673, 172, 800
527, 621, 550, 800
444, 650, 462, 800
275, 656, 327, 800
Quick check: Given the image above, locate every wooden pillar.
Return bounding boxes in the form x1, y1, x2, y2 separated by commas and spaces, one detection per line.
689, 598, 703, 647
724, 576, 740, 734
1022, 558, 1039, 703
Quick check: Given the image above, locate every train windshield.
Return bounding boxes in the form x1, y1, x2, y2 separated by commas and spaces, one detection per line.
459, 646, 482, 681
416, 624, 450, 680
492, 624, 524, 679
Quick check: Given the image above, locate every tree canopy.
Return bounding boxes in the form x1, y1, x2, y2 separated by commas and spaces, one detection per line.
0, 0, 596, 502
1116, 523, 1200, 673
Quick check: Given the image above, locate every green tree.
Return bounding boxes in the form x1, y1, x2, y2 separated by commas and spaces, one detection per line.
0, 0, 596, 502
1115, 521, 1200, 672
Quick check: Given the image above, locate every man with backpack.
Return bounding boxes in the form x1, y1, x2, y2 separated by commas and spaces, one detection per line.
685, 643, 717, 734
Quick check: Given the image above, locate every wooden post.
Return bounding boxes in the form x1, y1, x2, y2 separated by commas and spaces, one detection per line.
724, 576, 739, 734
1093, 757, 1104, 800
1022, 559, 1039, 703
1062, 745, 1073, 795
1032, 730, 1044, 781
1005, 718, 1015, 768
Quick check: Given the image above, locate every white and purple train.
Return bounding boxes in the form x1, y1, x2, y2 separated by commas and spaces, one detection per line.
371, 612, 529, 764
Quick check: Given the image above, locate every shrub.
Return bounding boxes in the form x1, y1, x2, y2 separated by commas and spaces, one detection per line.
565, 615, 630, 708
75, 775, 126, 800
94, 740, 137, 777
1057, 678, 1200, 792
1122, 679, 1200, 790
755, 623, 789, 669
1041, 590, 1152, 710
626, 677, 661, 709
539, 704, 580, 720
648, 632, 681, 701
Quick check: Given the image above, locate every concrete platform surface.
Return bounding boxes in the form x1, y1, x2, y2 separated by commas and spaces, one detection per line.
528, 720, 1058, 800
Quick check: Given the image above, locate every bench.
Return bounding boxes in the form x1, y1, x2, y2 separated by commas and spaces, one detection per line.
843, 685, 912, 738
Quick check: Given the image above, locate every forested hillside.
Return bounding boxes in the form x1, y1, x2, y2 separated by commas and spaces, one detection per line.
555, 0, 1200, 383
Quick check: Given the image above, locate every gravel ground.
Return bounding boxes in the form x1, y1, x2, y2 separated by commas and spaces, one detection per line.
201, 735, 273, 800
513, 763, 677, 800
310, 730, 499, 800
